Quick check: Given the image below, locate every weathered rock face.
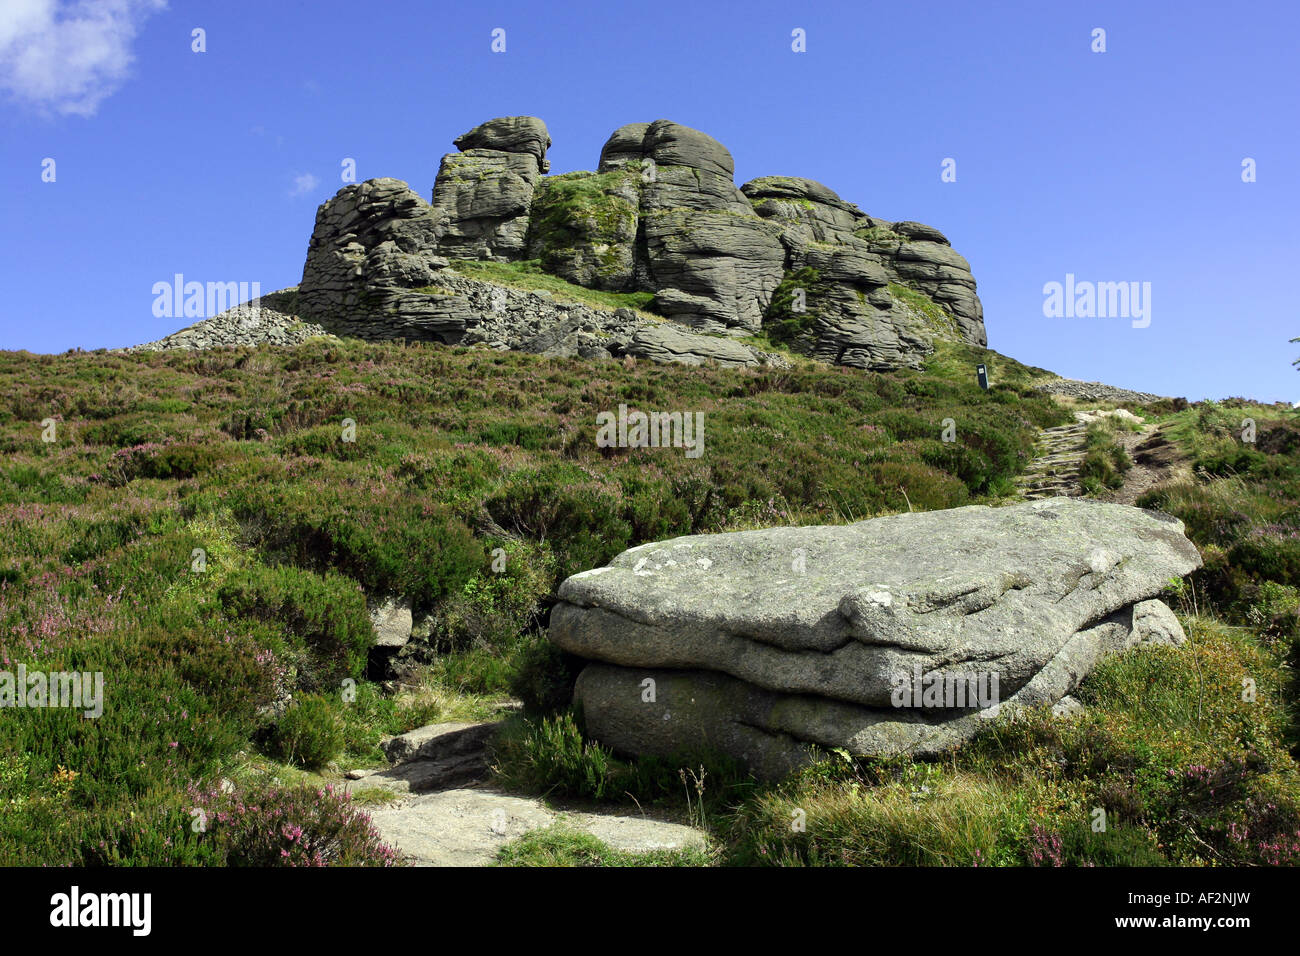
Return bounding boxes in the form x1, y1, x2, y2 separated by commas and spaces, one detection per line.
548, 498, 1201, 779
597, 120, 787, 336
525, 169, 641, 291
444, 271, 782, 367
453, 116, 552, 169
299, 199, 781, 368
742, 176, 987, 366
865, 226, 986, 348
431, 116, 552, 260
296, 115, 987, 370
298, 177, 464, 341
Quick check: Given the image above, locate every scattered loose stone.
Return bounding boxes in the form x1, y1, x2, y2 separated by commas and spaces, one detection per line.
379, 721, 499, 767
1035, 379, 1168, 404
118, 289, 330, 352
1051, 696, 1085, 718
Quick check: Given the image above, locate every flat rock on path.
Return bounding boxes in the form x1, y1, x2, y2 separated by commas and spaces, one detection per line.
344, 721, 708, 865
358, 786, 707, 867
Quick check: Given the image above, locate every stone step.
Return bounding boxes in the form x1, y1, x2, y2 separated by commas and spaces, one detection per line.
347, 720, 505, 796
380, 721, 499, 766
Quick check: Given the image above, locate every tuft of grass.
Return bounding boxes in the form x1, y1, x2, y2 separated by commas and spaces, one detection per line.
1079, 419, 1133, 493
447, 259, 658, 317
726, 768, 1020, 866
489, 711, 616, 800
494, 824, 712, 867
267, 693, 345, 770
489, 710, 756, 814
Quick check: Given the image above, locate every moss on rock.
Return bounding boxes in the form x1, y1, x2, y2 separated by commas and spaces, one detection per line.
763, 267, 824, 346
889, 283, 961, 338
525, 170, 640, 290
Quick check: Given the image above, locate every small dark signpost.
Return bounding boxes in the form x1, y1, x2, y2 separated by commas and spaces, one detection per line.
976, 363, 989, 390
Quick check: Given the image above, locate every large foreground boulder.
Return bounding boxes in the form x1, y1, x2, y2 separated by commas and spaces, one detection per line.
548, 498, 1201, 779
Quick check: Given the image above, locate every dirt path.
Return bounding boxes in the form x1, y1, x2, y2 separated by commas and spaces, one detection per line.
1098, 423, 1193, 506
1016, 410, 1191, 503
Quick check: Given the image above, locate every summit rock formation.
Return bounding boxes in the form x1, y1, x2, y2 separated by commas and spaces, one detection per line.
296, 116, 988, 370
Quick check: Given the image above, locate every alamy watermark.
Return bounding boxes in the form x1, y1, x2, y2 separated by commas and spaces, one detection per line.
596, 403, 704, 458
152, 274, 260, 320
1042, 273, 1151, 328
890, 664, 1000, 714
1, 665, 103, 718
50, 886, 150, 936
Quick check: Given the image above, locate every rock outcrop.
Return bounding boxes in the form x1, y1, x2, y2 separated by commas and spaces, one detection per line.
292, 115, 987, 371
431, 116, 552, 260
548, 497, 1201, 779
594, 120, 787, 336
298, 177, 455, 341
742, 176, 986, 366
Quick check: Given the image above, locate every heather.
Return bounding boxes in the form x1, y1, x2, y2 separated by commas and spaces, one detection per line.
495, 393, 1300, 868
0, 338, 1063, 864
4, 339, 1297, 867
713, 396, 1300, 867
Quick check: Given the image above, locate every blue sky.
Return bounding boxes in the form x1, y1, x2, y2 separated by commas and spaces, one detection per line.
2, 0, 1296, 401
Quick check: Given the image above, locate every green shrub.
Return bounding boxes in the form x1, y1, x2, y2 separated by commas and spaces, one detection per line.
868, 458, 969, 511
139, 442, 229, 480
268, 694, 345, 769
216, 564, 372, 689
490, 711, 615, 799
421, 542, 555, 653
509, 634, 583, 715
1032, 822, 1169, 867
231, 484, 483, 609
763, 268, 822, 345
1079, 422, 1131, 491
484, 466, 632, 580
1229, 534, 1300, 588
191, 782, 400, 866
1197, 440, 1267, 477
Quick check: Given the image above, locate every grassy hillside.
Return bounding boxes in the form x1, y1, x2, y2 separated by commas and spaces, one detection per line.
1, 339, 1296, 867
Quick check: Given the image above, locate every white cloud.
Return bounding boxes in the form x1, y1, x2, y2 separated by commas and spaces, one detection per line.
290, 172, 319, 197
0, 0, 166, 117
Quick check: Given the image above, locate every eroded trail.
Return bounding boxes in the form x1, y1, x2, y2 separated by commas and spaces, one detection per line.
1097, 424, 1192, 506
1015, 409, 1188, 503
1014, 417, 1091, 499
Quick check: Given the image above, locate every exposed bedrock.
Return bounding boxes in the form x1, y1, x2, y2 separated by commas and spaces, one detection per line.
297, 116, 989, 369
